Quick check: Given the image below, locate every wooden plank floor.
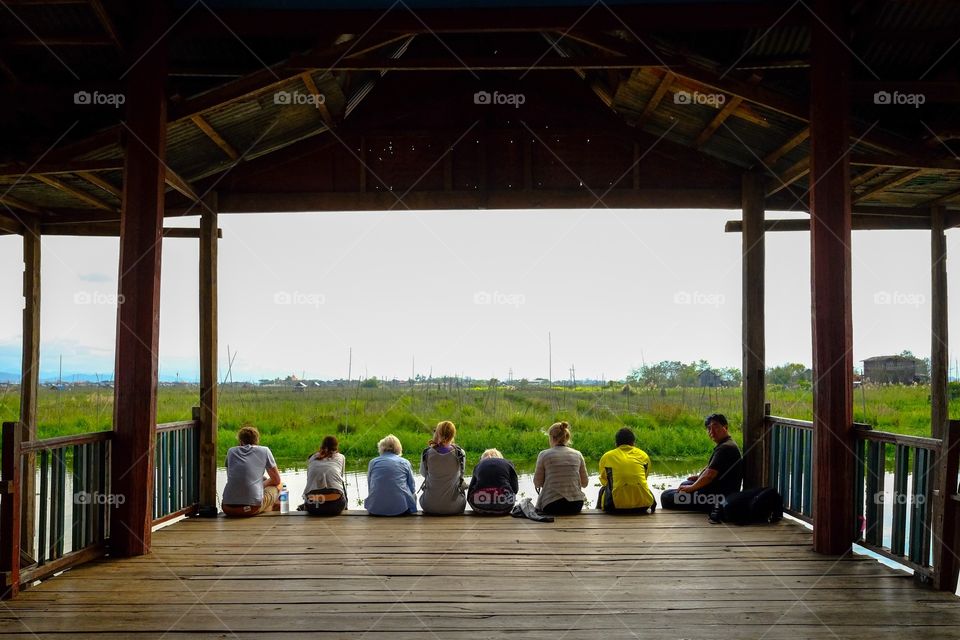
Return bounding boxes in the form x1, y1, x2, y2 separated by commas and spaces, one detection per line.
0, 510, 958, 638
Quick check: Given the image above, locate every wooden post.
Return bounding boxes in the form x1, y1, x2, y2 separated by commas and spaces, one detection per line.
931, 206, 948, 440
19, 220, 40, 561
198, 194, 219, 511
741, 171, 766, 490
933, 420, 960, 592
1, 422, 22, 599
110, 4, 168, 557
809, 0, 857, 555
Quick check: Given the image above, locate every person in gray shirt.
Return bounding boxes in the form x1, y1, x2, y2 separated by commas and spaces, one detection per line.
221, 425, 282, 517
419, 420, 467, 515
534, 421, 588, 515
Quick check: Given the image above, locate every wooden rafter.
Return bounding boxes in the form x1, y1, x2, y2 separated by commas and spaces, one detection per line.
300, 72, 336, 129
89, 0, 122, 53
762, 127, 809, 166
288, 55, 665, 72
75, 171, 121, 198
0, 194, 42, 214
928, 186, 960, 206
850, 166, 885, 189
767, 157, 810, 196
850, 153, 960, 172
635, 70, 675, 127
32, 174, 116, 211
189, 115, 239, 160
0, 36, 113, 46
854, 169, 926, 203
695, 96, 742, 148
0, 159, 122, 178
164, 169, 201, 202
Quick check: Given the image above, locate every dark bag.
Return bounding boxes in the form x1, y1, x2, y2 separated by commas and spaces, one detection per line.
717, 487, 783, 525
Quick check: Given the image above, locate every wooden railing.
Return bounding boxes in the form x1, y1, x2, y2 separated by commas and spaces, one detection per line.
1, 423, 112, 598
855, 425, 939, 579
765, 415, 960, 590
153, 420, 201, 526
768, 417, 814, 522
1, 414, 202, 598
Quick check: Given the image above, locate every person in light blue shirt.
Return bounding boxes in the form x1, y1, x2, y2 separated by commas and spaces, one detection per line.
365, 434, 417, 516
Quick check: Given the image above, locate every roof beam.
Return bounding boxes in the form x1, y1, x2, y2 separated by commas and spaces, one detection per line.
32, 174, 116, 211
75, 171, 121, 198
695, 96, 742, 148
0, 193, 43, 214
0, 213, 24, 234
89, 0, 123, 54
850, 166, 886, 189
850, 153, 960, 172
164, 169, 201, 203
288, 55, 669, 72
189, 114, 239, 160
38, 223, 221, 238
0, 159, 122, 178
0, 36, 113, 46
178, 4, 804, 37
634, 70, 675, 127
300, 72, 335, 129
762, 127, 809, 166
854, 169, 927, 203
767, 157, 810, 196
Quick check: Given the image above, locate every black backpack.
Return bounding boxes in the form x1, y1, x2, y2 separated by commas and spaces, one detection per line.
717, 487, 783, 525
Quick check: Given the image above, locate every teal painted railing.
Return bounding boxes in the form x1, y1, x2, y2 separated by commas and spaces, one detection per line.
1, 423, 113, 598
152, 419, 201, 525
767, 416, 814, 522
855, 426, 939, 578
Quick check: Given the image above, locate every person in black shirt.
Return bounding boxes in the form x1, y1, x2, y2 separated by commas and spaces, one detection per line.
661, 413, 743, 513
468, 449, 519, 515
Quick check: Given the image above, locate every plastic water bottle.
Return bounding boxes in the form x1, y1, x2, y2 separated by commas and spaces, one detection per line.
279, 484, 289, 514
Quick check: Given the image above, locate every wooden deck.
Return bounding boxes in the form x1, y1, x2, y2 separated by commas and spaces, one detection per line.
0, 510, 958, 638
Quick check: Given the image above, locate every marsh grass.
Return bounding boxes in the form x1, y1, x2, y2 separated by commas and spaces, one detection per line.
0, 382, 955, 469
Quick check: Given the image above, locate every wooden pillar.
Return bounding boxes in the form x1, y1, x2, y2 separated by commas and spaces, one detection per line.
1, 422, 22, 599
809, 0, 857, 555
931, 206, 948, 440
198, 194, 218, 511
741, 171, 766, 489
18, 221, 40, 560
110, 5, 168, 557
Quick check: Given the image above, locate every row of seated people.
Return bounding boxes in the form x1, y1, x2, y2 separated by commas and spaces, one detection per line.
220, 414, 742, 518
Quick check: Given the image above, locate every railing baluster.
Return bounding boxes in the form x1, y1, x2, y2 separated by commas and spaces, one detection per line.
37, 450, 48, 565
909, 448, 931, 566
71, 445, 82, 552
802, 429, 813, 517
891, 444, 910, 557
865, 441, 885, 546
791, 427, 803, 512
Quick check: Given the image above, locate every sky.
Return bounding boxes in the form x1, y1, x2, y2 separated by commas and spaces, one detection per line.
0, 208, 957, 382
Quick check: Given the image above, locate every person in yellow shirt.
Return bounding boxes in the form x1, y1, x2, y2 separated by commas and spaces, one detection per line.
597, 428, 656, 513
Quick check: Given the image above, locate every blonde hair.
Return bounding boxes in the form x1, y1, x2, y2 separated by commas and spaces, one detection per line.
481, 448, 503, 460
237, 425, 260, 445
378, 434, 403, 455
548, 421, 571, 446
429, 420, 456, 448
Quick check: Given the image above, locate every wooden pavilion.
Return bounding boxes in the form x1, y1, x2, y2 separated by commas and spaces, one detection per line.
1, 0, 959, 634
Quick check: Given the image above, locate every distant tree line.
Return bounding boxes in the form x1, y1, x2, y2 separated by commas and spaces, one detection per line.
626, 360, 742, 388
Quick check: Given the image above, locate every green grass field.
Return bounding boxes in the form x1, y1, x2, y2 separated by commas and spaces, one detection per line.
1, 382, 956, 470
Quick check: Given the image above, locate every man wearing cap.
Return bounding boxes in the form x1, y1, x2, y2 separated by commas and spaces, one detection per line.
661, 413, 742, 514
